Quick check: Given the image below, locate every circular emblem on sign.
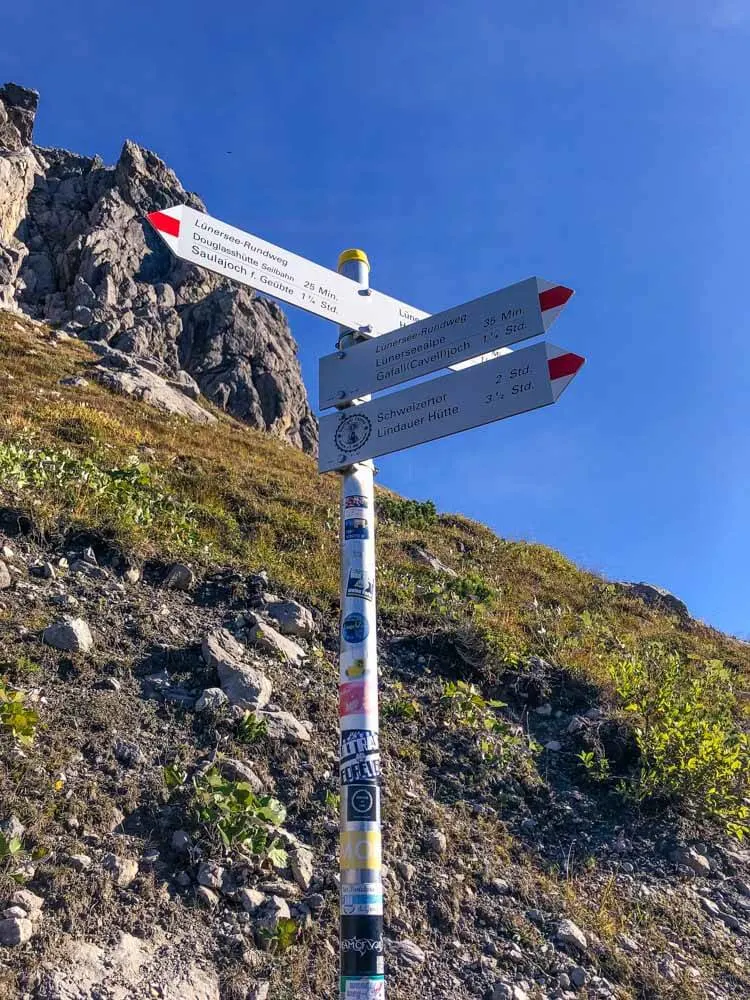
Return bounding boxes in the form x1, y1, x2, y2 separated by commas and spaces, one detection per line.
351, 787, 374, 815
342, 612, 368, 644
335, 412, 372, 454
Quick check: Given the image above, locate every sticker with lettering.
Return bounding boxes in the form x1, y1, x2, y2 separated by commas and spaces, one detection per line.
335, 412, 372, 454
339, 681, 376, 718
344, 784, 380, 823
340, 730, 381, 785
346, 567, 374, 601
341, 881, 383, 916
342, 612, 368, 644
340, 914, 385, 975
344, 517, 369, 541
340, 831, 381, 870
340, 976, 385, 999
345, 495, 369, 510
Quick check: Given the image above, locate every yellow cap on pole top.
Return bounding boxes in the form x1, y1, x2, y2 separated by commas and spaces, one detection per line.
338, 248, 370, 270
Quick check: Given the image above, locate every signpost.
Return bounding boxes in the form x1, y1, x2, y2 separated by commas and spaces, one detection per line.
146, 203, 584, 1000
147, 205, 427, 335
318, 277, 573, 408
318, 341, 584, 473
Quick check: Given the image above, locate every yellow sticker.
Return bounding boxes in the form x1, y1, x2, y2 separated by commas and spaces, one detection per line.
341, 831, 382, 870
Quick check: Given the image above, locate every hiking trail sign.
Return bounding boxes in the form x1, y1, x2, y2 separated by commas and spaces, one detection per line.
318, 277, 572, 408
147, 205, 426, 334
318, 340, 584, 472
146, 204, 584, 1000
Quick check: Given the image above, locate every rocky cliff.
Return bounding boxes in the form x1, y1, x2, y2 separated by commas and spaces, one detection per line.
0, 83, 318, 454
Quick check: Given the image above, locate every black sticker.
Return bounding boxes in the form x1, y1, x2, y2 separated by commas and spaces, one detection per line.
345, 784, 380, 823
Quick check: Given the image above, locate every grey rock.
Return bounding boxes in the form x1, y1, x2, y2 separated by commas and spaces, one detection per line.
2, 906, 26, 920
491, 986, 513, 1000
197, 861, 225, 890
265, 599, 316, 638
544, 740, 562, 752
616, 933, 640, 954
239, 888, 266, 914
491, 878, 511, 894
0, 814, 25, 839
0, 916, 32, 946
557, 918, 588, 952
617, 581, 689, 619
175, 870, 192, 887
101, 853, 138, 887
164, 562, 195, 591
30, 560, 55, 579
406, 544, 457, 576
397, 860, 417, 882
197, 885, 219, 909
59, 375, 89, 388
290, 846, 314, 891
255, 895, 290, 932
0, 560, 12, 589
11, 890, 44, 915
94, 354, 217, 425
534, 703, 553, 716
557, 974, 571, 990
69, 559, 108, 579
392, 939, 426, 965
260, 709, 311, 743
425, 829, 447, 855
247, 984, 270, 1000
246, 619, 306, 666
570, 966, 587, 987
217, 757, 265, 793
202, 629, 272, 709
305, 893, 325, 911
195, 687, 228, 713
171, 829, 192, 853
671, 846, 711, 875
737, 880, 750, 898
123, 565, 141, 585
69, 854, 93, 871
42, 616, 93, 652
113, 738, 145, 768
99, 677, 122, 692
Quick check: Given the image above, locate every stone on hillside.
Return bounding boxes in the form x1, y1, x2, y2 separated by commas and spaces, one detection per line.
392, 939, 426, 966
202, 629, 272, 710
737, 880, 750, 898
113, 738, 145, 768
544, 740, 562, 752
617, 933, 640, 955
2, 907, 26, 920
197, 886, 219, 909
164, 562, 195, 591
556, 918, 588, 952
11, 890, 44, 916
195, 687, 228, 713
0, 815, 24, 839
43, 616, 93, 653
218, 757, 265, 793
570, 967, 587, 988
670, 846, 711, 875
425, 830, 447, 856
265, 599, 316, 638
290, 846, 314, 892
246, 619, 306, 666
101, 853, 138, 888
171, 830, 192, 853
534, 703, 552, 716
0, 916, 32, 946
617, 581, 689, 619
197, 862, 224, 890
255, 895, 290, 932
260, 709, 311, 744
30, 560, 55, 579
93, 352, 217, 425
0, 560, 11, 589
123, 565, 141, 585
69, 854, 93, 871
406, 543, 457, 577
239, 888, 266, 914
247, 984, 270, 1000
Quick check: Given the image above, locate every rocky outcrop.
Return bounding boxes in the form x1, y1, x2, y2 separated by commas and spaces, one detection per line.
0, 83, 317, 453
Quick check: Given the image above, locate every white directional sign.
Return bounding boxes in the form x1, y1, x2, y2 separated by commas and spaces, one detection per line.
146, 205, 427, 334
318, 342, 584, 473
318, 277, 573, 408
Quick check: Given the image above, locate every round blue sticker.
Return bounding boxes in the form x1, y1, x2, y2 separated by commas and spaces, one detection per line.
342, 612, 368, 644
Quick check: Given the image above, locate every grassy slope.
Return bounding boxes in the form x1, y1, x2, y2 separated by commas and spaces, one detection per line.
1, 310, 750, 998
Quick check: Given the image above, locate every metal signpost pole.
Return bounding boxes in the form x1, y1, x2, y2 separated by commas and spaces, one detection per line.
336, 249, 385, 1000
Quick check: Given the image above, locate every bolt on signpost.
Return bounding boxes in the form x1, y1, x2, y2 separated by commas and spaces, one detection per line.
335, 249, 384, 1000
146, 203, 583, 1000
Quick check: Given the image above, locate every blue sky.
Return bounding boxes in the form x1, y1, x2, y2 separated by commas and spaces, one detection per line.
3, 2, 749, 635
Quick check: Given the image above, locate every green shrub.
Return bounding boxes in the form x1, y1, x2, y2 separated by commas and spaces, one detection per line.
0, 677, 38, 747
611, 644, 750, 838
376, 495, 437, 528
193, 768, 288, 867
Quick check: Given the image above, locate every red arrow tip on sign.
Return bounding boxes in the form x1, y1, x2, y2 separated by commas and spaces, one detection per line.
146, 210, 181, 238
539, 285, 574, 312
548, 351, 585, 381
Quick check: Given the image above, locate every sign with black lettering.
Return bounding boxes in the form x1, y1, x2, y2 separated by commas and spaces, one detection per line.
318, 341, 585, 472
146, 205, 426, 334
319, 277, 573, 408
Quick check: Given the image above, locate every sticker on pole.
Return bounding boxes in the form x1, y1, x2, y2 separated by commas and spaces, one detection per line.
340, 976, 385, 999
